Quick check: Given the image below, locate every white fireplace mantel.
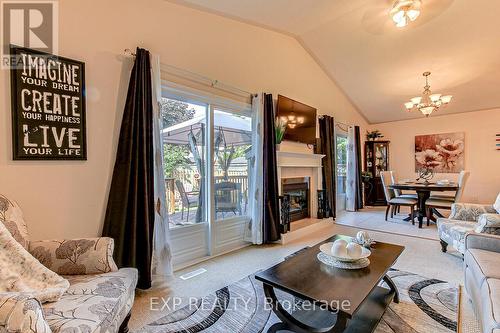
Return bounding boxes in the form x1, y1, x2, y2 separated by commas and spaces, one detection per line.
277, 151, 325, 220
277, 151, 325, 168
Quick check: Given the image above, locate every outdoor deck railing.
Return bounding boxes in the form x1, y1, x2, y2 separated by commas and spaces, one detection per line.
166, 174, 249, 214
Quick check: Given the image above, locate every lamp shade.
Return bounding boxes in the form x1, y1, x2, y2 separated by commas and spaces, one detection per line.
390, 0, 421, 27
404, 102, 414, 110
441, 95, 453, 104
410, 96, 422, 105
420, 106, 435, 116
430, 94, 442, 102
407, 9, 420, 21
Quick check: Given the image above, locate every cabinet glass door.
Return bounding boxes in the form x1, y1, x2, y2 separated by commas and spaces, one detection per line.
374, 143, 388, 176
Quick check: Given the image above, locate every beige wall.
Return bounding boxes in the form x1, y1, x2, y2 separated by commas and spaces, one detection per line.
0, 0, 367, 239
369, 108, 500, 203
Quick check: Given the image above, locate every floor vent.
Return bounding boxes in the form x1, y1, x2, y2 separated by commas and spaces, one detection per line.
180, 268, 207, 280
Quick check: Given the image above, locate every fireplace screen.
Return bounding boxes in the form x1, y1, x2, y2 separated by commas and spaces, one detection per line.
282, 178, 310, 222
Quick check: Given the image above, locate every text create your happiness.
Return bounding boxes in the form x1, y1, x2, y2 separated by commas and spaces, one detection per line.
18, 53, 81, 123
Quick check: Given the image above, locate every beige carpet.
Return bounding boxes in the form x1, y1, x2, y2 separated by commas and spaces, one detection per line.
136, 270, 460, 333
335, 206, 441, 241
129, 209, 480, 332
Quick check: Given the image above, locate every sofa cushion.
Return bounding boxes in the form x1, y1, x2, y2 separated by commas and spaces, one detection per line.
0, 194, 29, 250
465, 249, 500, 287
480, 278, 500, 333
437, 218, 476, 253
43, 268, 138, 333
388, 197, 417, 205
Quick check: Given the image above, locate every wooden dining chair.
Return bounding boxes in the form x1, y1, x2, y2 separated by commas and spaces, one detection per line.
425, 171, 470, 225
389, 171, 417, 214
429, 170, 469, 201
389, 171, 417, 199
380, 171, 417, 224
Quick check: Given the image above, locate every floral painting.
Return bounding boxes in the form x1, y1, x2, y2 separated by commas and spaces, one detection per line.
415, 132, 465, 173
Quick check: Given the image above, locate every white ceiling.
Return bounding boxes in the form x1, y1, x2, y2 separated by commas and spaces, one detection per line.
168, 0, 500, 123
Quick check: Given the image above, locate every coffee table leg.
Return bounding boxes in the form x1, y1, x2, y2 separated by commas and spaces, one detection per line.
267, 322, 288, 333
383, 275, 399, 303
263, 283, 348, 333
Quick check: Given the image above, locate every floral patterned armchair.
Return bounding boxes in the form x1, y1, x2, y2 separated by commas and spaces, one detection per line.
0, 194, 138, 333
437, 192, 500, 254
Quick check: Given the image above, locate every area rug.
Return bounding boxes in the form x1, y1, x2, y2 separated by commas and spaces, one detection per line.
136, 269, 459, 333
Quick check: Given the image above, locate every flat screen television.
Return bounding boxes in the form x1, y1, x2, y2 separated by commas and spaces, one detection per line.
276, 95, 317, 145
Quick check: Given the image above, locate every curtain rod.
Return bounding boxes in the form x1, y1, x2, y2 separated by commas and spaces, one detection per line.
124, 48, 255, 98
336, 123, 351, 132
318, 114, 352, 129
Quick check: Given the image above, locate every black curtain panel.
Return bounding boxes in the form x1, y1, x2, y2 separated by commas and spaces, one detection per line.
102, 48, 155, 289
262, 93, 280, 243
354, 126, 364, 210
318, 116, 337, 218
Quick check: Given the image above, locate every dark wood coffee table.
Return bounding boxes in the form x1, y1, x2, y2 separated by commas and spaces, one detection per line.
255, 235, 404, 333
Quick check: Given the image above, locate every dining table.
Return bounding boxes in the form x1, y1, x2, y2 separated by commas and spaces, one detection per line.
388, 182, 458, 228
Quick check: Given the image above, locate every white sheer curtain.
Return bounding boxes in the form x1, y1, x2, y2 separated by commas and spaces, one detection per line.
346, 126, 356, 211
245, 93, 264, 244
150, 53, 173, 279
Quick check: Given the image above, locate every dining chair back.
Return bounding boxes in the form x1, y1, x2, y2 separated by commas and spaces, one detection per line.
389, 171, 401, 196
380, 171, 395, 202
380, 171, 417, 224
454, 170, 470, 202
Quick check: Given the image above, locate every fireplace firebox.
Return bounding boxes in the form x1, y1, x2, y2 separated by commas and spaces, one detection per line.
281, 177, 310, 222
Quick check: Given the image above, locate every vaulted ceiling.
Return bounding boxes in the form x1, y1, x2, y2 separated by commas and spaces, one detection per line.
167, 0, 500, 123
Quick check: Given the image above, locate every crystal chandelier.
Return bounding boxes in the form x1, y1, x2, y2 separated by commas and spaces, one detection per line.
404, 72, 452, 117
390, 0, 421, 27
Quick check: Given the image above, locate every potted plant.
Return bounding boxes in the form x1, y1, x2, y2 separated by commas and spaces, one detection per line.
366, 130, 384, 141
275, 117, 287, 150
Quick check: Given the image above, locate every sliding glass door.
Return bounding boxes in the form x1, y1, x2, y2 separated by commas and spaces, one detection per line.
162, 97, 209, 268
161, 90, 252, 268
336, 132, 348, 214
213, 108, 252, 222
162, 98, 207, 227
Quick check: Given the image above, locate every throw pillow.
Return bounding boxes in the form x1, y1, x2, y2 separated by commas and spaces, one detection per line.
29, 237, 118, 275
494, 192, 500, 214
0, 194, 30, 250
0, 222, 69, 303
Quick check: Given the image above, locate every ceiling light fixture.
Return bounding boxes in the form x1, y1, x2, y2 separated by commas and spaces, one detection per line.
390, 0, 421, 27
404, 72, 452, 117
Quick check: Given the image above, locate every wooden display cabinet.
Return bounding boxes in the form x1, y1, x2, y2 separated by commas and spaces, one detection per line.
364, 140, 390, 206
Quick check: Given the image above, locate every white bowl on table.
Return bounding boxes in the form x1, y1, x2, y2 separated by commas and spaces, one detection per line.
320, 242, 371, 262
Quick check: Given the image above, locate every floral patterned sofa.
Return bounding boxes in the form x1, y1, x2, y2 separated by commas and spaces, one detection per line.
0, 194, 138, 333
437, 192, 500, 254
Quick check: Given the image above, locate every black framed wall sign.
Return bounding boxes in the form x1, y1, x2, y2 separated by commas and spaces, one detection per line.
10, 45, 87, 160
